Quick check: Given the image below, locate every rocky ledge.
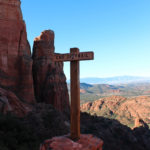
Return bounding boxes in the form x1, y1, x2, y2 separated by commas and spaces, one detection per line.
40, 134, 103, 150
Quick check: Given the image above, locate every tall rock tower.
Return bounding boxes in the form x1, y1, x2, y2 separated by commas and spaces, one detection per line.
32, 30, 70, 112
0, 0, 35, 104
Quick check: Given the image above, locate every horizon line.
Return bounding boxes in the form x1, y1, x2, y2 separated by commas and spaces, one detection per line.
66, 75, 150, 80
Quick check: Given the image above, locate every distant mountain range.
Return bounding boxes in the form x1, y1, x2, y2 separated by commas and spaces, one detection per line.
68, 76, 150, 84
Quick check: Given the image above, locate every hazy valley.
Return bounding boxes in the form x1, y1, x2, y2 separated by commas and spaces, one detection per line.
68, 76, 150, 104
80, 82, 150, 103
72, 77, 150, 128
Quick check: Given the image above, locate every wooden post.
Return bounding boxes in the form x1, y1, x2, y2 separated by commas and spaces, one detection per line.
53, 48, 94, 140
70, 48, 80, 140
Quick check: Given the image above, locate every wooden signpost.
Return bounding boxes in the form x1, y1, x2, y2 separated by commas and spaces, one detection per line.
54, 48, 94, 140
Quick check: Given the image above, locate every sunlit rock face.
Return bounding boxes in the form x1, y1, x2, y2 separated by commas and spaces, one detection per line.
32, 30, 70, 112
81, 95, 150, 127
0, 0, 35, 104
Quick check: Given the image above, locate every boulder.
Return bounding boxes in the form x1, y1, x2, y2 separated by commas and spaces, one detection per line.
32, 30, 69, 112
40, 134, 103, 150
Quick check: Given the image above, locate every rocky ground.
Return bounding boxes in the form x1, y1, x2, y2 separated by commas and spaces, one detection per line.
0, 104, 150, 150
0, 104, 69, 150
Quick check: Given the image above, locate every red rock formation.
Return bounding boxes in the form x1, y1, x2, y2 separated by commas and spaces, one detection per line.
0, 87, 32, 117
81, 95, 150, 127
0, 0, 35, 104
134, 117, 148, 128
80, 89, 86, 93
32, 30, 69, 112
40, 134, 103, 150
81, 95, 126, 112
117, 96, 150, 123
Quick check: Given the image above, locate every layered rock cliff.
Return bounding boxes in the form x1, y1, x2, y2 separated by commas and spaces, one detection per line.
32, 30, 69, 112
0, 0, 35, 104
81, 95, 150, 128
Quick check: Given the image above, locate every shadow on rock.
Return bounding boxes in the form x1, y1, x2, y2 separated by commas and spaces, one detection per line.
81, 112, 150, 150
0, 106, 150, 150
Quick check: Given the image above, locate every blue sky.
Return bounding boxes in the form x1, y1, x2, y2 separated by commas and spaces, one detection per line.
21, 0, 150, 79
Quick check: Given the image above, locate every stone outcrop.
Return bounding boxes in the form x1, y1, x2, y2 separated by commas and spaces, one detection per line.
134, 117, 149, 128
40, 134, 103, 150
81, 95, 126, 112
0, 87, 32, 117
0, 0, 35, 104
32, 30, 69, 112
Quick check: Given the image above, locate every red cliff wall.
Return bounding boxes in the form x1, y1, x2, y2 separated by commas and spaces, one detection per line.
0, 0, 35, 104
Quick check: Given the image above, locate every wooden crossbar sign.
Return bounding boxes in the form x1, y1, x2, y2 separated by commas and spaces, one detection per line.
54, 48, 94, 140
